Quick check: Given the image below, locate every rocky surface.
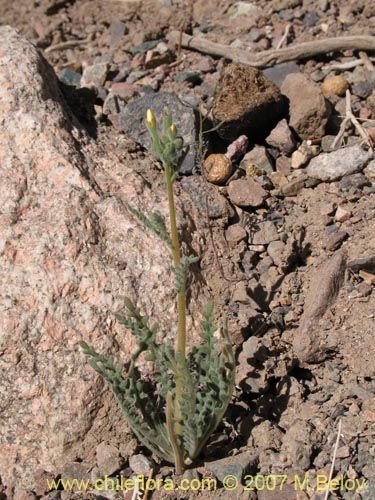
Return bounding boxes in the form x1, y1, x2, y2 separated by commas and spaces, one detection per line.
0, 1, 375, 499
0, 25, 202, 494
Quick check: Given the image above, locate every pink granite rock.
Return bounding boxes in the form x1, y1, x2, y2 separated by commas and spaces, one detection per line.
0, 27, 200, 492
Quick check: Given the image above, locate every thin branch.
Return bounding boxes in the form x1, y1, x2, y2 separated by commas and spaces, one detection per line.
332, 90, 373, 152
45, 35, 93, 53
359, 51, 375, 71
324, 418, 342, 500
322, 59, 367, 71
276, 23, 292, 50
168, 32, 375, 68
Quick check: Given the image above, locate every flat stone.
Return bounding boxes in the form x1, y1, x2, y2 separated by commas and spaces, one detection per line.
81, 62, 109, 88
204, 451, 258, 482
280, 177, 306, 196
275, 155, 292, 174
131, 39, 164, 54
335, 206, 351, 222
96, 443, 123, 476
281, 73, 331, 140
227, 177, 268, 208
181, 175, 232, 218
303, 9, 319, 25
129, 454, 153, 475
346, 256, 375, 273
240, 146, 273, 174
212, 63, 285, 142
306, 145, 370, 181
119, 92, 198, 174
173, 71, 201, 84
338, 172, 370, 190
110, 82, 137, 100
321, 134, 337, 152
326, 230, 349, 251
266, 118, 296, 155
263, 61, 300, 88
58, 68, 81, 87
225, 223, 247, 244
251, 221, 279, 245
270, 171, 288, 188
352, 80, 374, 99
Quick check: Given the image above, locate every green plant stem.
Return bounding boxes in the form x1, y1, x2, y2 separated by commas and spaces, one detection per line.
166, 391, 184, 475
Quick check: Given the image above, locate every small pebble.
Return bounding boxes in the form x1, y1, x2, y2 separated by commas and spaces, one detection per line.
266, 118, 296, 155
321, 202, 337, 216
227, 178, 268, 207
174, 71, 201, 85
129, 454, 153, 475
81, 62, 109, 88
204, 154, 233, 184
321, 75, 348, 96
335, 206, 351, 222
326, 230, 348, 250
352, 80, 374, 99
225, 224, 248, 244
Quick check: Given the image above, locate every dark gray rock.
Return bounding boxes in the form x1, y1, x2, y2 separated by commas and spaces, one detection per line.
326, 230, 348, 251
58, 68, 81, 87
131, 39, 164, 54
263, 61, 300, 88
173, 71, 202, 85
338, 172, 370, 190
119, 92, 198, 174
303, 10, 320, 27
181, 176, 232, 218
352, 80, 374, 99
204, 451, 258, 482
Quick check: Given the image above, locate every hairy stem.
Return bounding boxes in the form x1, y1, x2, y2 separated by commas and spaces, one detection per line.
166, 391, 184, 475
165, 161, 186, 468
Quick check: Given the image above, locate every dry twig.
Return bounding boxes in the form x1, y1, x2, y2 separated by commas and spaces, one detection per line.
276, 23, 292, 50
168, 32, 375, 68
45, 34, 93, 53
323, 419, 342, 500
322, 59, 369, 71
359, 50, 375, 71
332, 89, 374, 152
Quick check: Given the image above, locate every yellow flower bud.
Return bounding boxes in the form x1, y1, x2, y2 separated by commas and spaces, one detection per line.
170, 124, 176, 134
146, 108, 156, 127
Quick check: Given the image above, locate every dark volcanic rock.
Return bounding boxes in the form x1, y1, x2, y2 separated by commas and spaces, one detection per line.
211, 64, 286, 142
181, 175, 232, 218
119, 92, 198, 174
